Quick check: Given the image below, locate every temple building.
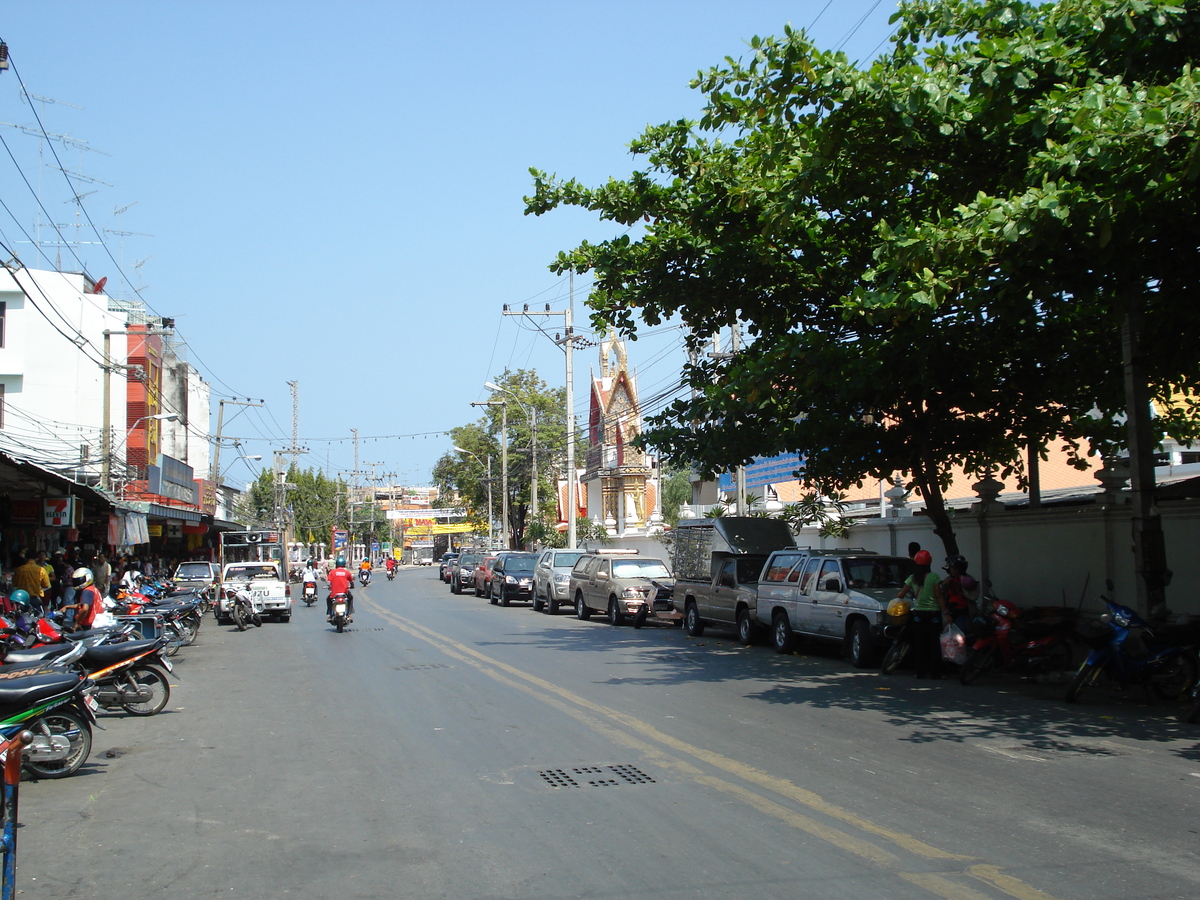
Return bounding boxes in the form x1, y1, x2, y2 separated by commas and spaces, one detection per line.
576, 332, 662, 537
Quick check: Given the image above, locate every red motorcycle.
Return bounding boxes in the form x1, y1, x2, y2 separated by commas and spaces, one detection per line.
958, 598, 1076, 684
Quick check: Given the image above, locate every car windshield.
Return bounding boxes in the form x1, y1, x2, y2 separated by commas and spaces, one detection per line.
504, 556, 537, 573
176, 563, 211, 579
612, 559, 671, 579
227, 566, 277, 580
841, 557, 914, 589
458, 553, 480, 567
552, 552, 585, 569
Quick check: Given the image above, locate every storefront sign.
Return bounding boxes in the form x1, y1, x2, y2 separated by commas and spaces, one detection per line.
43, 497, 74, 527
148, 454, 200, 506
148, 524, 163, 537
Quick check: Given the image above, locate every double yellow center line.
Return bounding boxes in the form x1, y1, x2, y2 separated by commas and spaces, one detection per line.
364, 597, 1064, 900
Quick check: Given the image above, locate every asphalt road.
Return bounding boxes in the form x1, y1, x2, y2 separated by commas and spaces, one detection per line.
16, 567, 1200, 899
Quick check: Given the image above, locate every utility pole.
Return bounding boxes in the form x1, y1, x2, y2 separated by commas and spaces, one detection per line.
208, 398, 263, 505
709, 325, 747, 515
101, 326, 174, 491
503, 295, 582, 548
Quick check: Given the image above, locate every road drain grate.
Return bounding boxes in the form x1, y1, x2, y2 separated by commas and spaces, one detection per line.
392, 664, 452, 671
538, 765, 656, 789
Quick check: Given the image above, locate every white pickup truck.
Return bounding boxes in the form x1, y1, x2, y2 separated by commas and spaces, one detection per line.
218, 560, 294, 624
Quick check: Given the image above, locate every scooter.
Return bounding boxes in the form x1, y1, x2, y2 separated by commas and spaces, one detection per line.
959, 599, 1076, 684
330, 593, 351, 633
225, 585, 263, 632
0, 642, 100, 779
358, 569, 371, 587
302, 581, 318, 606
1066, 592, 1200, 703
386, 567, 395, 581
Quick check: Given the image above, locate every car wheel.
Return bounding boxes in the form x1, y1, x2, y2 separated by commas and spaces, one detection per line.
607, 596, 625, 626
451, 579, 459, 594
685, 602, 704, 637
847, 620, 874, 668
772, 612, 794, 654
489, 582, 498, 605
532, 585, 544, 612
576, 592, 591, 620
633, 606, 648, 629
737, 609, 756, 646
500, 584, 510, 607
474, 581, 482, 597
548, 595, 560, 615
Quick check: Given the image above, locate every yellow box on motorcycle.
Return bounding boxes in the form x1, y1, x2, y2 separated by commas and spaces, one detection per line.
885, 598, 912, 625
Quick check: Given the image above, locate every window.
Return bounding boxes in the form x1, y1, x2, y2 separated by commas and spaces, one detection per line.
798, 558, 821, 593
818, 560, 843, 591
764, 552, 802, 582
0, 301, 6, 347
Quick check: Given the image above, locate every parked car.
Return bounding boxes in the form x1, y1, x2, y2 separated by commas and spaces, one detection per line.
754, 549, 915, 667
533, 549, 587, 614
568, 550, 676, 627
672, 516, 796, 643
489, 552, 538, 606
449, 551, 483, 594
439, 553, 459, 582
473, 554, 499, 596
172, 560, 218, 596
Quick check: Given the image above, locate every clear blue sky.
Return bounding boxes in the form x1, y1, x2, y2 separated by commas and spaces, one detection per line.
0, 1, 900, 488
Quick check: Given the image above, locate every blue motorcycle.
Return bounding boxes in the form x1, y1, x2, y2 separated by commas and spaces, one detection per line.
1066, 596, 1200, 703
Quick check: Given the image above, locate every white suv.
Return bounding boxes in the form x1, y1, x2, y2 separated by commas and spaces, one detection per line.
532, 549, 587, 615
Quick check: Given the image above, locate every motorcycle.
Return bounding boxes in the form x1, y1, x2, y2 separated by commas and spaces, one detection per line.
879, 598, 913, 675
959, 599, 1076, 684
358, 569, 371, 587
330, 593, 351, 633
1066, 592, 1200, 703
386, 567, 395, 581
0, 643, 100, 779
225, 585, 263, 632
302, 581, 318, 606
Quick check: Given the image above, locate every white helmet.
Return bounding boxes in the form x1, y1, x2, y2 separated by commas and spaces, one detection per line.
71, 567, 94, 589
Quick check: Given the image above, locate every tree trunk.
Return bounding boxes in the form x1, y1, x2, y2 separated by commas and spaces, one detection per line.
911, 447, 960, 560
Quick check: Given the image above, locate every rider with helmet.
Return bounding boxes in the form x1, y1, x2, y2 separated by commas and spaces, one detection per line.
896, 550, 951, 679
327, 556, 355, 621
385, 556, 397, 575
358, 557, 372, 586
941, 555, 979, 635
64, 568, 105, 631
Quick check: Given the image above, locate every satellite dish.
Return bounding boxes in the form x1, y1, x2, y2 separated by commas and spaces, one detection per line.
92, 276, 108, 294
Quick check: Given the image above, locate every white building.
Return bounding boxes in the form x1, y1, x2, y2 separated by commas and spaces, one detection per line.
0, 265, 211, 488
0, 267, 127, 480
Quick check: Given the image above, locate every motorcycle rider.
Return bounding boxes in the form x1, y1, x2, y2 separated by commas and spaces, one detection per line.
327, 556, 355, 621
385, 556, 397, 578
941, 555, 979, 636
301, 559, 319, 600
64, 568, 105, 632
359, 557, 372, 585
896, 550, 950, 679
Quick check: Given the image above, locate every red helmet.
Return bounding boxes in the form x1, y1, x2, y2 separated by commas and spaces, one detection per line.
913, 550, 933, 566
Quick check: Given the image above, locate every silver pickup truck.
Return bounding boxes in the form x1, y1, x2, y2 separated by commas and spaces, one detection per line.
672, 517, 797, 644
754, 549, 914, 667
218, 560, 294, 624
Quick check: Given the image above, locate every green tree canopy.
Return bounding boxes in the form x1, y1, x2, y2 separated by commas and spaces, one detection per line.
527, 0, 1200, 556
432, 369, 568, 549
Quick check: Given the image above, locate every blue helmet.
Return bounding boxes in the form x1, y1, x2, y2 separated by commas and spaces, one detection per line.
9, 589, 30, 608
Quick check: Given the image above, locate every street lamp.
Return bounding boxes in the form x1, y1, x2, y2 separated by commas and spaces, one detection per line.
484, 382, 538, 549
454, 446, 494, 547
470, 399, 508, 548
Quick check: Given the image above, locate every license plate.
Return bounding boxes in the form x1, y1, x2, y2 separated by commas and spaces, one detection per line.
84, 693, 99, 713
160, 654, 174, 673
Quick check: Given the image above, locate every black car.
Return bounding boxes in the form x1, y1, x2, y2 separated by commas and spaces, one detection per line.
439, 553, 459, 582
489, 552, 538, 606
449, 551, 482, 594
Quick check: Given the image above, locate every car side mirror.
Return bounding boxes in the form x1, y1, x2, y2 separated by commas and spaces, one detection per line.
823, 578, 843, 593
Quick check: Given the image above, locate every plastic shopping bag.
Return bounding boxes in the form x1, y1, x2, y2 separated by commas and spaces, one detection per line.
940, 623, 968, 665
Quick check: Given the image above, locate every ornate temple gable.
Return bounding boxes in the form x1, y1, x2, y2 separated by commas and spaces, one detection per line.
587, 331, 646, 474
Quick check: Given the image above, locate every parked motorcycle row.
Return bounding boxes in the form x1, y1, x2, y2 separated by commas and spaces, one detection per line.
884, 581, 1200, 720
0, 573, 210, 782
